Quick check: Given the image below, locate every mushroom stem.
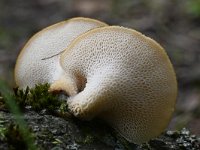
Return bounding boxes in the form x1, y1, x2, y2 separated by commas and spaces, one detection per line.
67, 69, 117, 120
49, 74, 78, 96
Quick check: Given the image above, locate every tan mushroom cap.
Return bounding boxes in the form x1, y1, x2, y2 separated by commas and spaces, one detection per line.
60, 26, 177, 144
14, 17, 108, 91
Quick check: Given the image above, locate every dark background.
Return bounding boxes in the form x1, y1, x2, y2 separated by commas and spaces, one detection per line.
0, 0, 200, 135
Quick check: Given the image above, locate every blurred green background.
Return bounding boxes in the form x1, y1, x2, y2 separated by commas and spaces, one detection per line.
0, 0, 200, 135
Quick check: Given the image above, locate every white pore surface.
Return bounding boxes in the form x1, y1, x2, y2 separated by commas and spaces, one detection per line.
15, 18, 107, 89
61, 26, 177, 143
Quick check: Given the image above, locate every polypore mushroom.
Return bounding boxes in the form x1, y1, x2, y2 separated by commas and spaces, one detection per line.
14, 17, 107, 95
57, 26, 177, 144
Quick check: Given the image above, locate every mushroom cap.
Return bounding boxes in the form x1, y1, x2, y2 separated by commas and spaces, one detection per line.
14, 17, 107, 89
60, 26, 177, 143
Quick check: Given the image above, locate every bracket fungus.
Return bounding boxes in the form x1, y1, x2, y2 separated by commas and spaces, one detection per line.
14, 18, 177, 144
58, 26, 177, 144
14, 17, 107, 94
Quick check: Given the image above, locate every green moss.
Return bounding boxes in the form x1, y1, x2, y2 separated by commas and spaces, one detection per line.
14, 84, 64, 113
4, 123, 35, 150
13, 86, 29, 110
0, 80, 37, 150
28, 84, 61, 112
